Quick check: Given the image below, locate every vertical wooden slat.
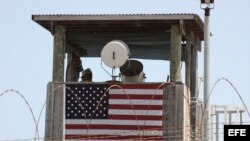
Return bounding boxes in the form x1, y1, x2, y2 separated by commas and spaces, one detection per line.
52, 26, 65, 82
166, 85, 176, 141
185, 32, 192, 89
45, 25, 65, 141
45, 83, 64, 141
44, 83, 53, 139
191, 37, 200, 98
164, 84, 191, 141
170, 25, 182, 82
162, 87, 168, 141
52, 84, 64, 140
190, 36, 201, 141
51, 25, 65, 140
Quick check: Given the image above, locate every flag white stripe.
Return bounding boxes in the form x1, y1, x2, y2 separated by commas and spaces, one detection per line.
109, 109, 162, 116
66, 119, 162, 126
109, 99, 162, 105
65, 129, 163, 135
109, 89, 163, 95
65, 84, 164, 140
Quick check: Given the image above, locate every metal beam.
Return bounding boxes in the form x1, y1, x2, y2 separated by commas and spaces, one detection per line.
32, 14, 197, 21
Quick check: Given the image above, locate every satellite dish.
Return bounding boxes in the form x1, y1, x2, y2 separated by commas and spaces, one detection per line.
101, 40, 130, 68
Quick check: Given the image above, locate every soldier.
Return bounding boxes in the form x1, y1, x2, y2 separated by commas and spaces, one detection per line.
66, 53, 83, 82
81, 68, 92, 82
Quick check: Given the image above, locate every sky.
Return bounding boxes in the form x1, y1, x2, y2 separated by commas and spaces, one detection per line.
0, 0, 250, 140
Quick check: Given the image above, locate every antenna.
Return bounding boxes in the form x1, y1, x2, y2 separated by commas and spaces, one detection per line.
101, 40, 130, 81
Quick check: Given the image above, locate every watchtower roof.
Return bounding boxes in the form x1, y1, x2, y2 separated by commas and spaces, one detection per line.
32, 13, 204, 60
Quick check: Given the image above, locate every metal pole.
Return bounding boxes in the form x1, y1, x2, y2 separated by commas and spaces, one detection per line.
204, 7, 211, 141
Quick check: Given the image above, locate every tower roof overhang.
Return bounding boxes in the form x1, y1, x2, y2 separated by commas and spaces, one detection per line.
32, 14, 204, 60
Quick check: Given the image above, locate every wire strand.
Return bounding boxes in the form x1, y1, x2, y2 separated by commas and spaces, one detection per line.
0, 89, 39, 140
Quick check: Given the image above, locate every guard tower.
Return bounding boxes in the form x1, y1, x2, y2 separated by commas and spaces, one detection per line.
33, 14, 204, 141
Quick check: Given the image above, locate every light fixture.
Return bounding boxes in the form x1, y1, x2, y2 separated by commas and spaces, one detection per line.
201, 0, 214, 4
200, 0, 214, 9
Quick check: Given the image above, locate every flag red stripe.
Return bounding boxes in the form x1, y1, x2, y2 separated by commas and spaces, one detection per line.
65, 135, 163, 140
108, 114, 162, 120
109, 84, 164, 89
66, 124, 162, 130
109, 104, 162, 110
65, 84, 165, 140
109, 94, 163, 100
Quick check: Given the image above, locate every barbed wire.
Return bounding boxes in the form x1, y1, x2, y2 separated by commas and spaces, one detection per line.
199, 77, 250, 141
200, 77, 250, 119
0, 89, 39, 140
0, 120, 249, 141
210, 77, 250, 118
2, 85, 192, 141
2, 125, 250, 141
1, 77, 249, 141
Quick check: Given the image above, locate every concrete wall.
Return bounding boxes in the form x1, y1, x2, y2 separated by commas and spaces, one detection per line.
163, 84, 191, 141
45, 83, 191, 141
45, 83, 64, 141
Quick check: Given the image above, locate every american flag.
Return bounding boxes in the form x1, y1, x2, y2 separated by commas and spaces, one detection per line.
65, 83, 164, 140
